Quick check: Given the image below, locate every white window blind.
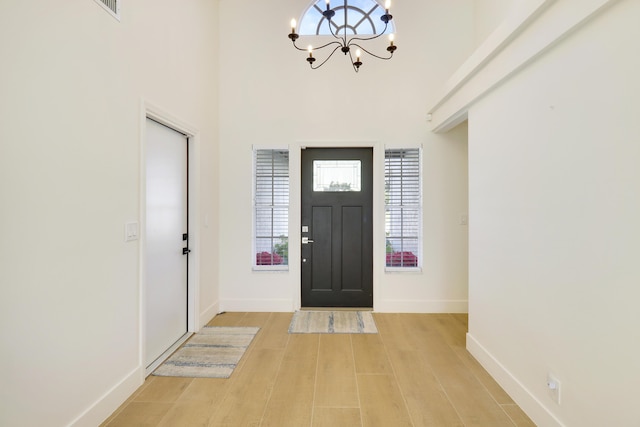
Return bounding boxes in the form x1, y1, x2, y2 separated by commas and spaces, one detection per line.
385, 148, 421, 268
254, 149, 289, 268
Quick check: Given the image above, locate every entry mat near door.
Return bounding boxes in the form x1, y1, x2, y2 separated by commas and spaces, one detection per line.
153, 326, 259, 378
288, 311, 378, 334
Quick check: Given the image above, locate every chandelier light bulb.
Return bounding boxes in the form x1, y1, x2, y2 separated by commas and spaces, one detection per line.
389, 33, 395, 45
356, 49, 361, 61
385, 0, 391, 11
306, 45, 316, 64
291, 18, 296, 32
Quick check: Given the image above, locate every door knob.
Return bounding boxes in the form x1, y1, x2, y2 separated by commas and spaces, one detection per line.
182, 247, 191, 255
302, 237, 314, 244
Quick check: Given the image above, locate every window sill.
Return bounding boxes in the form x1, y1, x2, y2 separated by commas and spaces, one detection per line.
385, 267, 422, 273
253, 266, 289, 272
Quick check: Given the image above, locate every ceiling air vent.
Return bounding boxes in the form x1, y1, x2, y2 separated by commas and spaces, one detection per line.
94, 0, 120, 20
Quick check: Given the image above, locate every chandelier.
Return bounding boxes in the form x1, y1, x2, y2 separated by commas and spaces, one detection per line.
288, 0, 397, 72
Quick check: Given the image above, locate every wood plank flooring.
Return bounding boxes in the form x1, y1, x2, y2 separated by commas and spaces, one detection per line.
102, 313, 535, 427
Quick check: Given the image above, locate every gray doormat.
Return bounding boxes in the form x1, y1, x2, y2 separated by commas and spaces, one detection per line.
288, 311, 378, 334
153, 326, 259, 378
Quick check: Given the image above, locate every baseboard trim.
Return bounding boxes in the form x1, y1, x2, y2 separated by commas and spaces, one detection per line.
218, 298, 467, 314
220, 298, 293, 313
145, 332, 193, 377
199, 300, 220, 329
69, 366, 143, 427
466, 333, 565, 427
375, 299, 468, 313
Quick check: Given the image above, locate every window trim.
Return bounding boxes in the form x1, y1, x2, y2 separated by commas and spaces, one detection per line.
384, 146, 423, 272
252, 146, 290, 272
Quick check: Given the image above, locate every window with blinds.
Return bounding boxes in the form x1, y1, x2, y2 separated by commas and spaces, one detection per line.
385, 148, 421, 269
254, 149, 289, 269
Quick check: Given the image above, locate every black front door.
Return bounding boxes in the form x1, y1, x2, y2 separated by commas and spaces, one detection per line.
301, 148, 373, 307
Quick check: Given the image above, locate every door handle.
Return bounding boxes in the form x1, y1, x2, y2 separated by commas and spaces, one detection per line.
302, 237, 314, 244
182, 247, 191, 255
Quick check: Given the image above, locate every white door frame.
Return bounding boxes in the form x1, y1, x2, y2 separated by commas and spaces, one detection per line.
139, 100, 201, 376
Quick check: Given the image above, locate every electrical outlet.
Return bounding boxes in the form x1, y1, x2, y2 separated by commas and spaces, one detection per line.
547, 373, 561, 404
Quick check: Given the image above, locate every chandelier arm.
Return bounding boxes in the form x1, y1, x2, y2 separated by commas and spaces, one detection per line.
349, 42, 393, 61
347, 49, 360, 73
346, 22, 389, 45
347, 48, 354, 62
310, 45, 344, 69
311, 40, 345, 51
325, 15, 348, 46
292, 38, 343, 52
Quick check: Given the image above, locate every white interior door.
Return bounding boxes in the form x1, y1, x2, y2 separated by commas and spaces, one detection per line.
144, 118, 189, 369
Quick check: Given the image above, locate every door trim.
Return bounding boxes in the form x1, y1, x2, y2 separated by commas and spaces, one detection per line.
140, 100, 201, 377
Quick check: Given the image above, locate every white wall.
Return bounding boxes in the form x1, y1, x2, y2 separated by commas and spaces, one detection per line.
217, 0, 473, 313
0, 1, 219, 425
473, 0, 514, 45
467, 1, 640, 425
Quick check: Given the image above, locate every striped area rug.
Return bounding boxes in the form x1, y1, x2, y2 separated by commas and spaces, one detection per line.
153, 326, 259, 378
288, 311, 378, 334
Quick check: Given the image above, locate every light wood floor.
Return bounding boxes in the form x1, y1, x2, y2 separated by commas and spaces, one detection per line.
102, 312, 535, 427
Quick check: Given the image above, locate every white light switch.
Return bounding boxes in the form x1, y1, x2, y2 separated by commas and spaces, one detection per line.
125, 222, 139, 242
